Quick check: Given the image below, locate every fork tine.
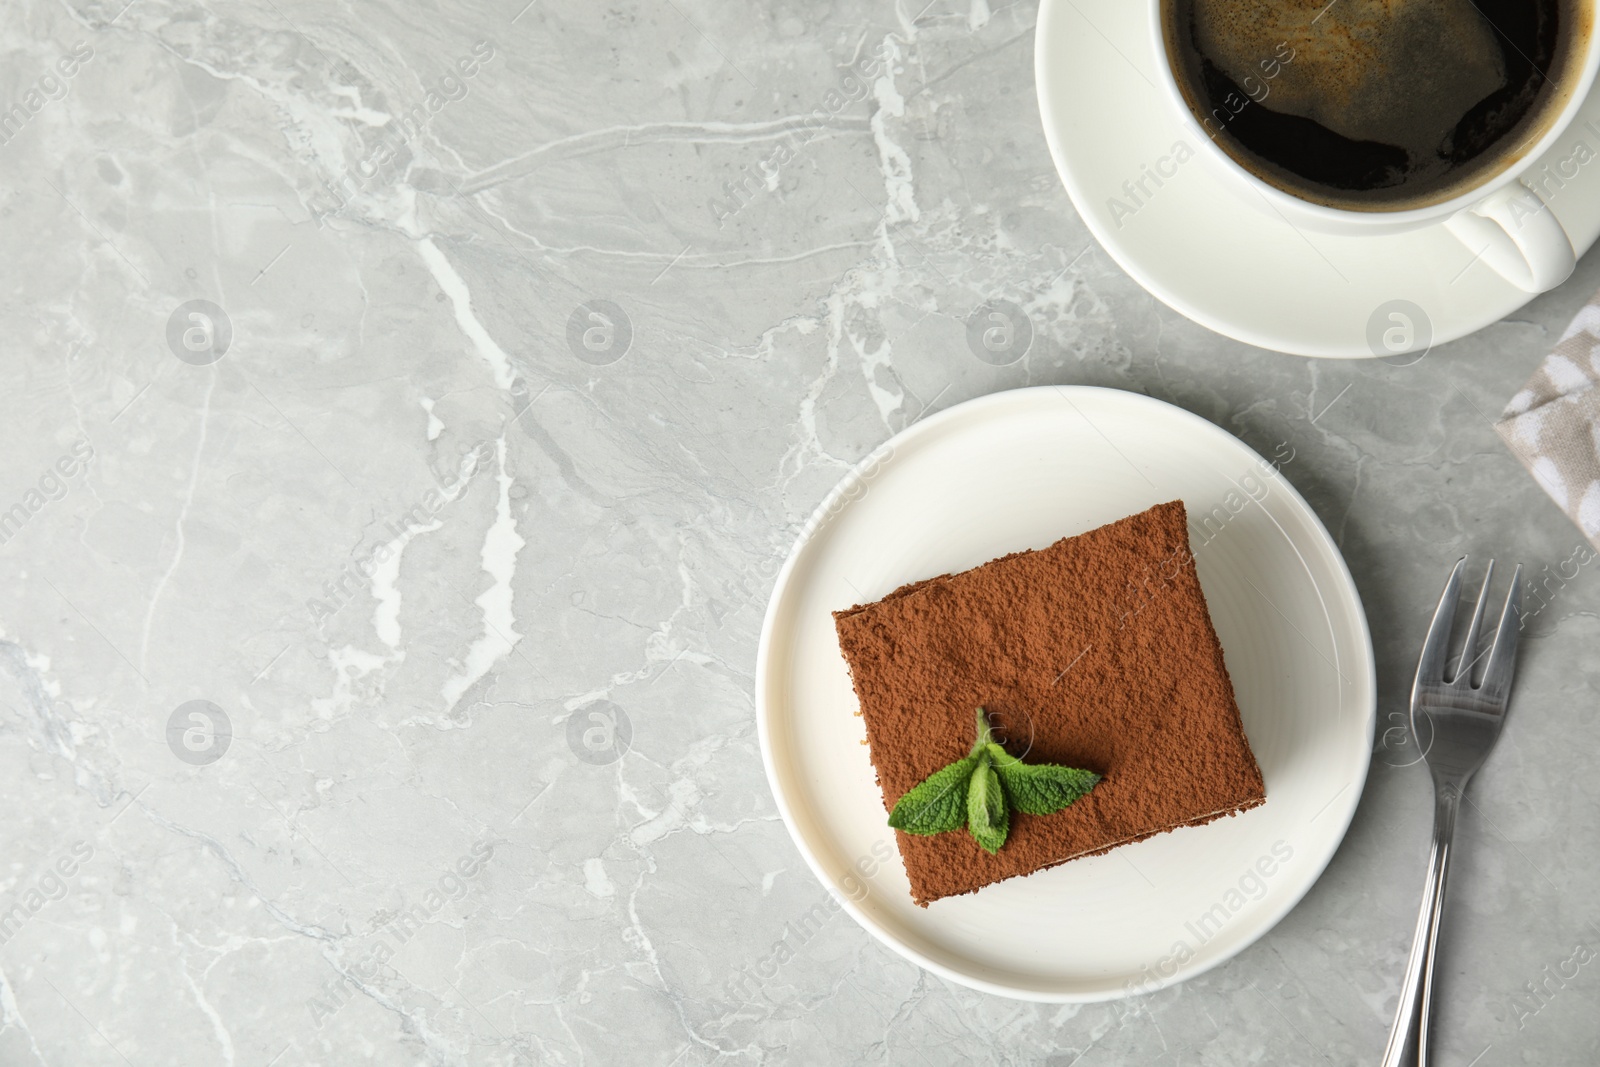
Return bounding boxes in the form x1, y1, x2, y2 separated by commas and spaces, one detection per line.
1414, 558, 1466, 696
1479, 564, 1522, 703
1454, 559, 1496, 685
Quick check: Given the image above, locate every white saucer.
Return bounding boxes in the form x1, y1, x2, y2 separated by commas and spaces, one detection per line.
1035, 0, 1600, 357
756, 387, 1376, 1001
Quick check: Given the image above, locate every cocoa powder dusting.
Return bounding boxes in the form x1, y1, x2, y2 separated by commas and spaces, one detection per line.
833, 500, 1266, 906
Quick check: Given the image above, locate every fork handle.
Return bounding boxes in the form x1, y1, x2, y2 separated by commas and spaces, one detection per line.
1382, 783, 1461, 1067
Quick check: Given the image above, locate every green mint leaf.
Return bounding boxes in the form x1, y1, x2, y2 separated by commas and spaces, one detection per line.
966, 754, 1009, 854
987, 743, 1100, 816
888, 755, 978, 835
973, 706, 995, 750
886, 709, 1099, 856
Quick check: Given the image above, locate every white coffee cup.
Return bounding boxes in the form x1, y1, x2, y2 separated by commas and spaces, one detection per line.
1148, 2, 1600, 293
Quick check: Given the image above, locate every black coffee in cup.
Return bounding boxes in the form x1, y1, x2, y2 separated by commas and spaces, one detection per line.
1162, 0, 1591, 209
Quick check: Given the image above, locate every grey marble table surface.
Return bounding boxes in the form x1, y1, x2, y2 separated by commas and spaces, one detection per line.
2, 1, 1598, 1064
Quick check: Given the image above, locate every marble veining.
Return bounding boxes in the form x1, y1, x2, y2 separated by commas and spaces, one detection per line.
0, 0, 1597, 1064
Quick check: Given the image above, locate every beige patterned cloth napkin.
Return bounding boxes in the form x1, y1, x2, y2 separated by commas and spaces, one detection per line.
1496, 294, 1600, 547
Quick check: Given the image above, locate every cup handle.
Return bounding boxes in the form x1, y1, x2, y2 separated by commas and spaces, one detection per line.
1444, 182, 1575, 293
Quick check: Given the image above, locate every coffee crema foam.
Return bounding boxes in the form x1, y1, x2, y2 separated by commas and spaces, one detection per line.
1196, 0, 1505, 151
1165, 0, 1589, 209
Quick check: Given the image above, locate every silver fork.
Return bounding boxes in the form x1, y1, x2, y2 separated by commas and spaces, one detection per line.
1382, 557, 1522, 1067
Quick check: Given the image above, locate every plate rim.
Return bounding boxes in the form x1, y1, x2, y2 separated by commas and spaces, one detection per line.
755, 385, 1377, 1002
1031, 0, 1592, 358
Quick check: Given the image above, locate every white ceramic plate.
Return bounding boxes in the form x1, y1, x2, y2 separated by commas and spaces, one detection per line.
1035, 0, 1600, 357
757, 387, 1376, 1001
